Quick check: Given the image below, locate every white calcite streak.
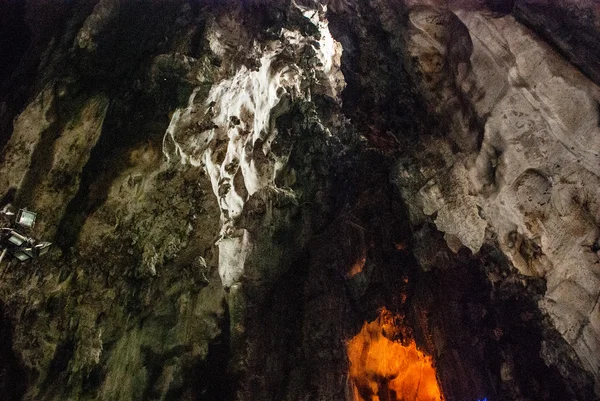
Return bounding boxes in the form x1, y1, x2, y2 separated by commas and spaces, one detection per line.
163, 5, 343, 286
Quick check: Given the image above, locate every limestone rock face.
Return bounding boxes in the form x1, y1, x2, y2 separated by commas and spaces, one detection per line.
393, 1, 600, 395
513, 0, 600, 86
163, 6, 344, 287
1, 1, 600, 400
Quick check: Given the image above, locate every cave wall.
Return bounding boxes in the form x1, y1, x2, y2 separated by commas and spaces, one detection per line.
389, 2, 600, 395
0, 0, 599, 400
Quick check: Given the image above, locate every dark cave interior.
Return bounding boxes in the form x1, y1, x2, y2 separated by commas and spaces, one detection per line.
0, 1, 599, 401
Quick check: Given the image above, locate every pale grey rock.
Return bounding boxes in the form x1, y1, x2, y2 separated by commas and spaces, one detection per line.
398, 2, 600, 392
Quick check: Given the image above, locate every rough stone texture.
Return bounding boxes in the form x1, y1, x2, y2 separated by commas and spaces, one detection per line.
514, 0, 600, 86
163, 4, 344, 289
0, 86, 57, 197
1, 1, 600, 400
391, 0, 600, 396
0, 1, 228, 400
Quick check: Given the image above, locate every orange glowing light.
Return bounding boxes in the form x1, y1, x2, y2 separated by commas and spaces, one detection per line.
347, 308, 444, 401
348, 254, 367, 278
395, 242, 407, 251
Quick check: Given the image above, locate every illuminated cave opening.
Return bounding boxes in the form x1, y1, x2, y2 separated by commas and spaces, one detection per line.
347, 308, 444, 401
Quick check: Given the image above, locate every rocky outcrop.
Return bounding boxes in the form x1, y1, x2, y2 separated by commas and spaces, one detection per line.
163, 5, 344, 287
0, 1, 228, 399
1, 0, 599, 400
514, 0, 600, 86
392, 1, 600, 396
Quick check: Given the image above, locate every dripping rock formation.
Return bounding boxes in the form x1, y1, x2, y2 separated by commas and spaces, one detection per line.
0, 0, 599, 400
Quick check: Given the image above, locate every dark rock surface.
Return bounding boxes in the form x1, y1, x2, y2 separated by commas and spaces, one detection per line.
514, 0, 600, 86
0, 1, 599, 400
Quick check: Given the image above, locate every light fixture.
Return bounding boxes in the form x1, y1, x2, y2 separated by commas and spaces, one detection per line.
13, 251, 31, 261
1, 206, 15, 216
16, 209, 37, 229
0, 210, 51, 263
7, 231, 27, 246
35, 242, 52, 256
